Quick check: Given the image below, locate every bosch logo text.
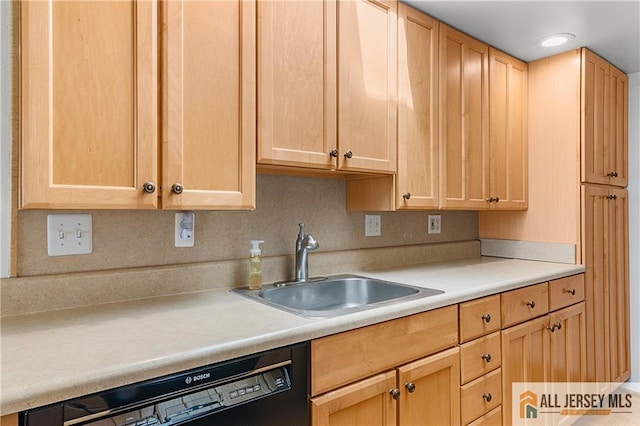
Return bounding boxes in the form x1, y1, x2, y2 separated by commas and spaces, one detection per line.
185, 373, 210, 384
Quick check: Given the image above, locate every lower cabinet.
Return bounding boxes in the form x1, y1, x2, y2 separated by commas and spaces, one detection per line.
311, 348, 460, 426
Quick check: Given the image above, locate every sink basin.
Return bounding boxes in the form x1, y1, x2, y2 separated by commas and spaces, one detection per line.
232, 275, 443, 318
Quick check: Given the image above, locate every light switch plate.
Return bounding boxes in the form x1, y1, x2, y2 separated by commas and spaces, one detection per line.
428, 214, 441, 234
365, 214, 381, 237
47, 214, 93, 256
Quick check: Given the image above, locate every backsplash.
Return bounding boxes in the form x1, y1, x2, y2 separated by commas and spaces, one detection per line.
16, 174, 478, 277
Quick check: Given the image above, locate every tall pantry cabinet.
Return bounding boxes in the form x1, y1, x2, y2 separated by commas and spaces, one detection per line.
479, 48, 630, 384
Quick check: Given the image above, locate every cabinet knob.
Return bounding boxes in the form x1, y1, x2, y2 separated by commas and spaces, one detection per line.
483, 393, 492, 402
402, 192, 411, 200
495, 197, 500, 203
343, 151, 353, 159
405, 382, 416, 393
607, 194, 618, 200
171, 183, 184, 194
481, 353, 492, 363
565, 288, 576, 296
329, 149, 339, 158
525, 300, 536, 309
142, 182, 156, 194
485, 197, 495, 203
482, 313, 491, 323
389, 389, 401, 400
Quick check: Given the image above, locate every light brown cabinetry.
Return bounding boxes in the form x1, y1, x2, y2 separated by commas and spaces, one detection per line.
21, 0, 256, 210
258, 0, 397, 174
439, 24, 489, 210
478, 49, 629, 386
0, 414, 17, 426
581, 50, 628, 187
500, 275, 586, 423
311, 306, 459, 425
487, 48, 528, 209
395, 3, 439, 209
582, 185, 629, 382
20, 0, 158, 209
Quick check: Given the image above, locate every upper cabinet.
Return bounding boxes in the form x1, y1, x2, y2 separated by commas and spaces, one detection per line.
257, 0, 397, 174
487, 48, 528, 209
395, 4, 439, 210
581, 49, 628, 187
20, 0, 256, 210
162, 0, 255, 209
20, 0, 158, 209
438, 24, 489, 210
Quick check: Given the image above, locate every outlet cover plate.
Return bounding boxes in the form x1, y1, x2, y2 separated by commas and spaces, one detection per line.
428, 214, 441, 234
365, 214, 381, 237
47, 214, 93, 256
175, 212, 195, 247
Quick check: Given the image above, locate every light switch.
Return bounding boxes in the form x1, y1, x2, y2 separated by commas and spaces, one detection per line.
47, 214, 93, 256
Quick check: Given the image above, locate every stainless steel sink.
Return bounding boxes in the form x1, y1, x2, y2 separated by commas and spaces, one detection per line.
232, 275, 443, 318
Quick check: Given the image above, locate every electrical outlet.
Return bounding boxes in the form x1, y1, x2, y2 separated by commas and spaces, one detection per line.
47, 214, 93, 256
365, 214, 381, 237
428, 214, 441, 234
175, 212, 195, 247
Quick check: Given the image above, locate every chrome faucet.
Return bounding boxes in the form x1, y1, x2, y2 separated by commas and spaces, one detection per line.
295, 223, 319, 282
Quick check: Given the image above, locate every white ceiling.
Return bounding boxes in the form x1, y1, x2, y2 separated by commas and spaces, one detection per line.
404, 1, 640, 74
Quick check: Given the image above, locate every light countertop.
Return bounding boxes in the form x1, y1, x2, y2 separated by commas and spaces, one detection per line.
0, 256, 584, 415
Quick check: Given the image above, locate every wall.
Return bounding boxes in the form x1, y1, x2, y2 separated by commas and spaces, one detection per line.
628, 72, 639, 384
16, 174, 478, 277
0, 1, 12, 278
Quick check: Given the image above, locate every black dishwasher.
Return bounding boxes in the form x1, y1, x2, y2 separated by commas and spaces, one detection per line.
21, 343, 309, 426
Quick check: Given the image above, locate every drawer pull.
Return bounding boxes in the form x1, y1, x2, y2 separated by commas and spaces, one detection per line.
525, 300, 536, 309
390, 389, 400, 400
481, 353, 492, 363
405, 382, 416, 393
483, 393, 492, 402
547, 323, 563, 333
481, 313, 491, 323
565, 288, 576, 296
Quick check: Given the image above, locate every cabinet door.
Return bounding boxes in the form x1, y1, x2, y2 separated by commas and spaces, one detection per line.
609, 66, 628, 187
501, 315, 550, 424
488, 48, 527, 210
21, 0, 158, 209
257, 0, 337, 169
163, 0, 255, 209
548, 302, 587, 382
397, 347, 461, 426
311, 371, 396, 426
396, 4, 439, 209
439, 24, 489, 210
581, 49, 610, 186
338, 0, 397, 173
608, 188, 630, 382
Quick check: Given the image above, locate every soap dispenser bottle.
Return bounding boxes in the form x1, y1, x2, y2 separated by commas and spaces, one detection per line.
249, 240, 264, 290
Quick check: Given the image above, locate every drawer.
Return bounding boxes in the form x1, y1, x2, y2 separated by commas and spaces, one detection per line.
311, 305, 458, 396
502, 282, 549, 327
549, 274, 585, 311
460, 332, 501, 384
466, 405, 502, 426
460, 368, 502, 425
459, 294, 501, 343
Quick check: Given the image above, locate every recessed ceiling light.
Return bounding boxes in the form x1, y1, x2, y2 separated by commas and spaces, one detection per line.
539, 33, 576, 47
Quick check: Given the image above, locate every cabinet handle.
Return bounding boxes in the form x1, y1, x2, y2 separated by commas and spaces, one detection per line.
343, 150, 353, 159
405, 382, 416, 393
389, 389, 401, 400
494, 197, 500, 203
171, 183, 184, 195
402, 192, 411, 200
607, 171, 619, 178
525, 300, 536, 309
481, 313, 491, 323
142, 182, 156, 194
565, 288, 576, 296
485, 197, 495, 203
482, 353, 492, 363
329, 149, 339, 158
607, 194, 618, 200
483, 393, 492, 402
547, 323, 563, 333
